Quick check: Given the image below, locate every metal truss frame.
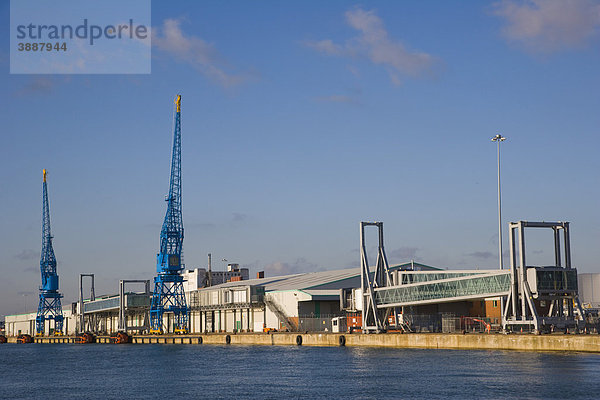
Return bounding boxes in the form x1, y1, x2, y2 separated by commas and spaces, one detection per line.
502, 221, 585, 332
36, 292, 63, 335
150, 275, 188, 334
360, 221, 397, 333
119, 279, 151, 333
77, 273, 96, 334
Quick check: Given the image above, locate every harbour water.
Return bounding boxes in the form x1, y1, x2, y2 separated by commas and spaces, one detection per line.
1, 344, 600, 399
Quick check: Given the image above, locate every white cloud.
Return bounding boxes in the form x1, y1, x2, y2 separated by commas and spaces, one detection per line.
493, 0, 600, 53
304, 7, 436, 85
153, 19, 245, 87
303, 39, 344, 55
15, 77, 55, 96
345, 8, 434, 78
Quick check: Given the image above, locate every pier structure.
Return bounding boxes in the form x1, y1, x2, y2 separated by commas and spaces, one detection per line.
502, 221, 584, 332
21, 332, 600, 354
119, 280, 151, 333
77, 274, 96, 334
6, 211, 591, 337
358, 221, 585, 333
359, 222, 399, 333
7, 250, 588, 336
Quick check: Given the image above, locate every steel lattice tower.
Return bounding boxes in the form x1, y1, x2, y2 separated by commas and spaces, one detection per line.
150, 95, 188, 334
36, 169, 64, 335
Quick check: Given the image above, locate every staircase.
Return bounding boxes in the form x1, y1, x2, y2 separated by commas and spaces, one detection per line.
264, 295, 298, 331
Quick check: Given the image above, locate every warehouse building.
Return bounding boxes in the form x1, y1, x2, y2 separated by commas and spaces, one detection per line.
4, 262, 436, 335
187, 262, 441, 333
6, 261, 588, 335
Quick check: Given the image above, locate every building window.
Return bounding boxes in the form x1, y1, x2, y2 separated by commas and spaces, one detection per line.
233, 290, 247, 303
493, 300, 498, 307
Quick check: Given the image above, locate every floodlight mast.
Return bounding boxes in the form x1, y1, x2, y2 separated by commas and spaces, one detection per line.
491, 134, 506, 271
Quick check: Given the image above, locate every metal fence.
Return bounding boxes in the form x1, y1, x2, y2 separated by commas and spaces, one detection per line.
403, 314, 442, 333
297, 315, 338, 332
403, 314, 497, 333
294, 313, 500, 333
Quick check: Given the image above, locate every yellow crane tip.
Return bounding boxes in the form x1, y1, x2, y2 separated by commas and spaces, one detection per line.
43, 169, 47, 182
175, 95, 181, 112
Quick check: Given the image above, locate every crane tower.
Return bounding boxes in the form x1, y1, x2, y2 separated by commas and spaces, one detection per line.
149, 95, 189, 334
36, 169, 64, 335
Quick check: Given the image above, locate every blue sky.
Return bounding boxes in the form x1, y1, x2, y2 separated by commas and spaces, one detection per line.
1, 0, 599, 317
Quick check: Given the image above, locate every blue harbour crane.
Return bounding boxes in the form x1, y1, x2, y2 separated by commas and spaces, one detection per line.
36, 169, 64, 336
150, 95, 189, 334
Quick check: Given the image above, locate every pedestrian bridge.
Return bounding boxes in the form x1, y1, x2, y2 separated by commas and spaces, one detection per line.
374, 270, 511, 308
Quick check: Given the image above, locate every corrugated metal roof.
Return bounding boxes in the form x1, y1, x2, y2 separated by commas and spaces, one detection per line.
205, 268, 356, 291
203, 262, 441, 292
301, 289, 341, 300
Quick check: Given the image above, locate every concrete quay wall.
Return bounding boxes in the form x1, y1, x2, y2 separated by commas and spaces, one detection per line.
345, 333, 600, 352
22, 332, 600, 352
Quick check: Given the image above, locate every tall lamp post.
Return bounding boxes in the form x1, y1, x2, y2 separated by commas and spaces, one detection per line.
492, 134, 506, 328
221, 258, 228, 283
491, 134, 506, 270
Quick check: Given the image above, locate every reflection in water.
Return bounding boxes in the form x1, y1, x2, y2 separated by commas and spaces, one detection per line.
1, 344, 600, 399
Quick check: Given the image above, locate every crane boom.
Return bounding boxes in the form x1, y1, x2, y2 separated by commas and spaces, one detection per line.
40, 169, 57, 282
156, 95, 183, 272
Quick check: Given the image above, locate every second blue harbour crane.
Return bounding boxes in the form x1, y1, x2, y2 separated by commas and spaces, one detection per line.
149, 95, 188, 334
36, 169, 64, 336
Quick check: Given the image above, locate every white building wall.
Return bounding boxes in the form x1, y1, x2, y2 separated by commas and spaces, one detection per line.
265, 308, 279, 330
226, 310, 234, 331
579, 273, 600, 307
262, 291, 313, 330
190, 311, 201, 333
5, 310, 77, 336
182, 268, 250, 291
5, 313, 35, 336
253, 310, 264, 332
267, 291, 307, 318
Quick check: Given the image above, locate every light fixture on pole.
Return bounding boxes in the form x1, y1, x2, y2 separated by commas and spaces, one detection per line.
491, 134, 506, 270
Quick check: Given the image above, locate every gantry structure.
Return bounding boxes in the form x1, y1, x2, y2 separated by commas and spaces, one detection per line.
36, 169, 64, 335
150, 95, 189, 334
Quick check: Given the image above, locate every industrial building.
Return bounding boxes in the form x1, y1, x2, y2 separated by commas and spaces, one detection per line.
183, 263, 250, 293
188, 265, 372, 333
2, 96, 594, 339
5, 220, 593, 336
5, 261, 595, 336
5, 261, 508, 336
